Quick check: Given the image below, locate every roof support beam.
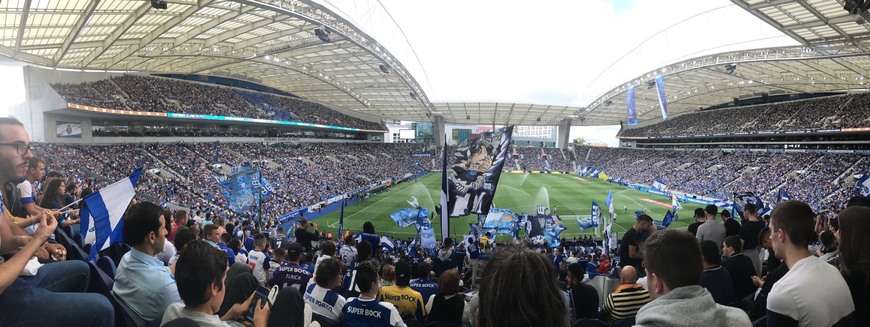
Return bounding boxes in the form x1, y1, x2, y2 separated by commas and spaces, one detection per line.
730, 0, 809, 46
169, 3, 256, 48
55, 0, 101, 65
104, 0, 216, 69
81, 2, 151, 67
14, 0, 33, 55
202, 13, 286, 48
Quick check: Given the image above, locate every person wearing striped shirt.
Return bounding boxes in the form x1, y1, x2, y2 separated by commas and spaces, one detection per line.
602, 266, 650, 325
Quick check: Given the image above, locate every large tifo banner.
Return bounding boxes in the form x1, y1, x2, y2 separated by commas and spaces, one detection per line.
483, 208, 517, 236
56, 121, 82, 138
444, 125, 513, 217
217, 163, 275, 214
627, 86, 637, 126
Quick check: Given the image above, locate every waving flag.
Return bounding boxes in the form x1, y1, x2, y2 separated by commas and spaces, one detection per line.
858, 174, 870, 197
651, 180, 668, 192
579, 202, 602, 230
379, 235, 395, 253
606, 190, 615, 218
732, 192, 764, 220
217, 163, 274, 214
80, 168, 143, 260
444, 126, 514, 218
654, 210, 674, 230
483, 208, 518, 236
390, 207, 430, 228
777, 188, 792, 204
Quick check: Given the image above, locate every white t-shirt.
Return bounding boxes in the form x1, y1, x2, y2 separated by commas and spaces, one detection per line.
248, 249, 270, 286
313, 254, 331, 275
339, 246, 358, 266
767, 255, 854, 326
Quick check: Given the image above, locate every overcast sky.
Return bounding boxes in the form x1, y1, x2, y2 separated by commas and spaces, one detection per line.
323, 0, 797, 145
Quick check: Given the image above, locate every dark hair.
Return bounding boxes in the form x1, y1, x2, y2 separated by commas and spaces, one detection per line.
363, 221, 375, 234
643, 230, 702, 291
174, 226, 197, 251
320, 240, 336, 256
355, 261, 380, 293
203, 224, 220, 239
273, 248, 285, 258
770, 201, 815, 247
175, 210, 188, 223
478, 246, 566, 327
357, 240, 372, 261
566, 262, 584, 280
220, 233, 231, 244
65, 182, 77, 194
700, 240, 721, 265
227, 238, 243, 252
123, 202, 164, 247
315, 258, 344, 287
724, 235, 742, 253
819, 230, 836, 248
38, 178, 64, 209
694, 208, 705, 218
27, 156, 44, 170
846, 196, 870, 208
743, 203, 758, 216
416, 261, 431, 279
637, 214, 653, 223
838, 206, 870, 274
438, 269, 460, 295
344, 234, 355, 246
175, 240, 228, 307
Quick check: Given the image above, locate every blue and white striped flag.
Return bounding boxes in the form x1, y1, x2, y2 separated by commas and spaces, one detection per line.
80, 167, 143, 260
379, 235, 395, 253
606, 190, 615, 218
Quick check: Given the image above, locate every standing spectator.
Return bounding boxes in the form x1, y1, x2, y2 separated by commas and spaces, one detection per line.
696, 205, 726, 250
342, 261, 406, 327
295, 218, 319, 253
338, 235, 358, 266
699, 240, 734, 306
634, 230, 750, 327
271, 226, 292, 251
597, 253, 611, 275
688, 208, 705, 236
248, 234, 271, 287
379, 261, 426, 322
409, 261, 438, 308
314, 240, 337, 275
601, 265, 650, 325
766, 201, 854, 326
360, 221, 380, 258
748, 228, 789, 321
619, 214, 655, 278
425, 270, 464, 325
169, 210, 188, 242
204, 224, 236, 266
270, 242, 312, 291
817, 230, 839, 265
722, 210, 740, 237
739, 203, 765, 275
721, 236, 757, 302
566, 262, 599, 321
304, 257, 346, 323
114, 201, 182, 325
837, 206, 870, 326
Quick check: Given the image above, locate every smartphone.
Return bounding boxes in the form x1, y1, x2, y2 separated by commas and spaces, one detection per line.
247, 285, 279, 321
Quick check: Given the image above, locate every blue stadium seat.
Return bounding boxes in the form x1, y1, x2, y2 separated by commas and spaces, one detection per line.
110, 290, 148, 327
86, 260, 114, 295
96, 256, 117, 280
60, 225, 73, 238
72, 233, 83, 247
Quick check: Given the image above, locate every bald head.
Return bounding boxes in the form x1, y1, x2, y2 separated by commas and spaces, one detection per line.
620, 266, 638, 284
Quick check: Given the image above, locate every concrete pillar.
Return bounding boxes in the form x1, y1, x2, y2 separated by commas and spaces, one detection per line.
557, 118, 572, 148
435, 116, 446, 146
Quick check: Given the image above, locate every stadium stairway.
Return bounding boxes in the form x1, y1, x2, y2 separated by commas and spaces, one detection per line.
833, 156, 868, 185
141, 150, 186, 182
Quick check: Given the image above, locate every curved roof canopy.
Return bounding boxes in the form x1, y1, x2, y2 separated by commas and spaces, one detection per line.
0, 0, 433, 121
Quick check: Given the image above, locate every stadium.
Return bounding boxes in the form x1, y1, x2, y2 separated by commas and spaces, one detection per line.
0, 0, 868, 326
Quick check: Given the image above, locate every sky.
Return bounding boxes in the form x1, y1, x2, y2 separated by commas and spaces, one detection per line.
322, 0, 798, 146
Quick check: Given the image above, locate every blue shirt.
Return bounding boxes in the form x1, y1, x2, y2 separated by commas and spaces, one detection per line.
409, 278, 439, 306
207, 240, 236, 266
113, 248, 182, 325
343, 297, 406, 327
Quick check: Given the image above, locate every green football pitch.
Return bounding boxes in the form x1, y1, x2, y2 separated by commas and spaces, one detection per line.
314, 173, 704, 242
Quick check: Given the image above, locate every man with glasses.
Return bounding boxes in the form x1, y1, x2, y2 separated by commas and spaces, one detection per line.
0, 116, 113, 326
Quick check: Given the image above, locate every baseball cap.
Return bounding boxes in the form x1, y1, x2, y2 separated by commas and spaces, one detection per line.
704, 205, 719, 215
395, 261, 412, 286
287, 242, 305, 257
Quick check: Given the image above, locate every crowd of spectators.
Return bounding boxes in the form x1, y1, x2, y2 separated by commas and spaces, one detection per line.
620, 94, 870, 138
50, 75, 387, 131
580, 146, 867, 213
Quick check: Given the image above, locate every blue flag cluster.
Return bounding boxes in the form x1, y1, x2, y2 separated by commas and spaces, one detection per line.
579, 201, 602, 230
390, 207, 430, 228
483, 208, 518, 236
732, 192, 764, 219
217, 163, 274, 214
859, 174, 870, 197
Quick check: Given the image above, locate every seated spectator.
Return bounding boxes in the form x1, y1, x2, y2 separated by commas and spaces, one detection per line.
304, 257, 346, 323
476, 246, 566, 327
162, 240, 269, 327
601, 265, 650, 325
379, 260, 426, 322
204, 224, 236, 266
425, 270, 464, 325
270, 242, 312, 291
380, 264, 396, 287
836, 206, 870, 326
721, 235, 758, 302
817, 230, 839, 265
343, 261, 406, 327
409, 261, 438, 308
634, 230, 750, 326
314, 240, 336, 274
699, 240, 734, 305
566, 262, 599, 321
748, 228, 789, 321
338, 235, 357, 266
114, 201, 182, 325
766, 201, 854, 326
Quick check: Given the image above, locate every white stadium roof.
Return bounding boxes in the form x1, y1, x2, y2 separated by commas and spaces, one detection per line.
2, 0, 870, 127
